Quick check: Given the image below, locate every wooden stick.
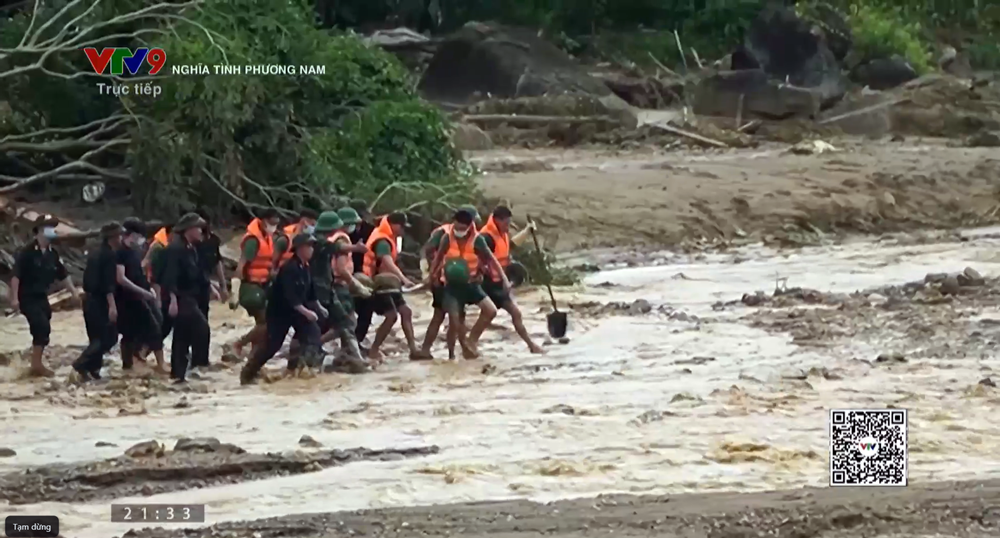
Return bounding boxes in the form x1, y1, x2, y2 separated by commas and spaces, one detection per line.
647, 52, 679, 77
651, 123, 728, 147
735, 94, 745, 130
691, 47, 704, 69
818, 98, 909, 125
673, 30, 689, 73
462, 114, 616, 126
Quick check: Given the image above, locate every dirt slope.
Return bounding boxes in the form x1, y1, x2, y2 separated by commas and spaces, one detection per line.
475, 138, 1000, 252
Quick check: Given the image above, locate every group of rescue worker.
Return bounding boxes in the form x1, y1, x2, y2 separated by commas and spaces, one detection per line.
6, 199, 543, 383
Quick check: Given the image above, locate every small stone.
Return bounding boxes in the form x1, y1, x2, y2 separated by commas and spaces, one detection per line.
305, 462, 323, 472
958, 267, 985, 286
125, 440, 164, 458
875, 352, 906, 363
866, 293, 887, 305
924, 273, 948, 284
481, 364, 496, 375
174, 437, 222, 453
628, 299, 652, 315
558, 337, 570, 344
0, 447, 16, 457
141, 484, 154, 496
940, 275, 961, 296
299, 435, 323, 448
174, 397, 191, 409
979, 377, 997, 388
95, 441, 117, 447
0, 352, 13, 367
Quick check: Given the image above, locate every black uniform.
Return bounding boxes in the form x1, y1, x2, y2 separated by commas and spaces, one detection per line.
350, 220, 375, 344
242, 256, 323, 380
196, 232, 222, 317
12, 241, 68, 347
192, 231, 221, 368
159, 236, 210, 381
73, 241, 119, 376
116, 244, 162, 368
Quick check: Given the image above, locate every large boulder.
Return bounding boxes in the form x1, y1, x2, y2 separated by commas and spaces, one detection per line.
417, 22, 613, 105
851, 56, 918, 90
743, 5, 849, 106
693, 69, 822, 120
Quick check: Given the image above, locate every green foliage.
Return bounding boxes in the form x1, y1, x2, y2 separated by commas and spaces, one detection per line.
834, 3, 932, 72
0, 0, 468, 219
512, 244, 580, 287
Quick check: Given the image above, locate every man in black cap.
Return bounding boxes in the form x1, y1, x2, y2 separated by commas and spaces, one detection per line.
160, 212, 212, 382
348, 199, 376, 348
9, 215, 79, 377
240, 233, 326, 384
115, 218, 165, 372
73, 221, 123, 380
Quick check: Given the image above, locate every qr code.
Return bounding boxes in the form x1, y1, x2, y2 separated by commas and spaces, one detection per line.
829, 409, 907, 487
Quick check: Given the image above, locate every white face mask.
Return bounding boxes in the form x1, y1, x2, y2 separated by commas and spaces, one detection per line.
347, 224, 356, 234
304, 225, 316, 234
135, 236, 146, 248
42, 227, 57, 239
454, 228, 468, 238
265, 223, 277, 234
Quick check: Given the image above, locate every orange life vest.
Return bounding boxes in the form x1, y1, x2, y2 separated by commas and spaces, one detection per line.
329, 230, 353, 282
146, 228, 171, 282
362, 218, 397, 277
241, 218, 275, 284
440, 227, 480, 284
278, 222, 304, 267
479, 215, 510, 281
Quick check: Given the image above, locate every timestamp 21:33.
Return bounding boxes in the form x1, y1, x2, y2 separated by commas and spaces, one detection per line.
111, 504, 206, 523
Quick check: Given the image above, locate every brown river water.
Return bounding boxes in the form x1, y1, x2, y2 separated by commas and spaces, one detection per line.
3, 228, 1000, 537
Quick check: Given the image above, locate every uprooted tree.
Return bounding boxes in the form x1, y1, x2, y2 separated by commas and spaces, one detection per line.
0, 0, 474, 220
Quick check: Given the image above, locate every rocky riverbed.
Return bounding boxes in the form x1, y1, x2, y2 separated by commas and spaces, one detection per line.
125, 478, 1000, 538
0, 438, 439, 504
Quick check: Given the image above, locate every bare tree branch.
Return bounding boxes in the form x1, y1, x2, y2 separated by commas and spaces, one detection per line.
0, 139, 131, 192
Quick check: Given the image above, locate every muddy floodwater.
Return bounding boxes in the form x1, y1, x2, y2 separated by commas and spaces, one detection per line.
3, 229, 1000, 537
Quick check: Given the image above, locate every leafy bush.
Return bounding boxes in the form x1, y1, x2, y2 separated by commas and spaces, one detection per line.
841, 3, 932, 72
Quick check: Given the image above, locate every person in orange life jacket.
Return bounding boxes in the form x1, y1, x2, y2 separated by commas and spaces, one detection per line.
72, 222, 124, 381
417, 205, 480, 360
427, 208, 509, 359
273, 209, 319, 269
477, 206, 544, 354
230, 208, 281, 358
115, 218, 166, 373
363, 212, 419, 361
9, 216, 80, 378
240, 233, 327, 384
160, 212, 214, 383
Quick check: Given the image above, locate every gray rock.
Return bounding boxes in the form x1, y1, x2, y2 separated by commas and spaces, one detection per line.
174, 437, 222, 453
851, 56, 919, 90
941, 275, 961, 296
451, 122, 493, 151
299, 435, 323, 448
124, 440, 164, 458
694, 69, 821, 120
742, 5, 848, 105
0, 447, 15, 457
966, 131, 1000, 148
628, 299, 652, 315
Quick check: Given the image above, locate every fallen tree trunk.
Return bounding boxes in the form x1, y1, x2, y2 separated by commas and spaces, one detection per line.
462, 114, 619, 128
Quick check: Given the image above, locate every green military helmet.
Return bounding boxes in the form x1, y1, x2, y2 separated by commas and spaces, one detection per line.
444, 258, 471, 284
458, 204, 481, 223
337, 207, 361, 225
314, 211, 343, 234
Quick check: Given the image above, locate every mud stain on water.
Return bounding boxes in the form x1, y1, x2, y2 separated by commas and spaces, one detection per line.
3, 230, 1000, 536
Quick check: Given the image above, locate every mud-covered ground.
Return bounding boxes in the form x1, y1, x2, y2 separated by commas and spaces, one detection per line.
476, 138, 1000, 252
127, 478, 1000, 538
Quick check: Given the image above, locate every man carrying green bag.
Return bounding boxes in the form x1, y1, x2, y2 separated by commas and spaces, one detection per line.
427, 208, 510, 359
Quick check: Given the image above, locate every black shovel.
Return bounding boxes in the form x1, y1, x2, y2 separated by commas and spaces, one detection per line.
527, 218, 567, 338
